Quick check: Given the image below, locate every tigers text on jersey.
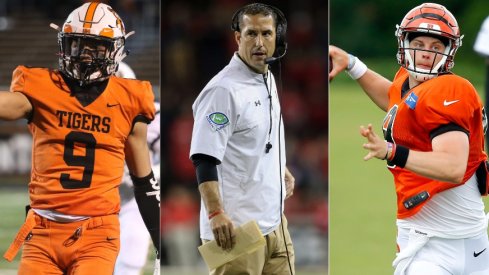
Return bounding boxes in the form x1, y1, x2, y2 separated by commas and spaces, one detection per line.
384, 67, 487, 219
12, 66, 155, 216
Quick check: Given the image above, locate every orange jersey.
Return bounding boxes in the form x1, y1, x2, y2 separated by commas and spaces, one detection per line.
384, 67, 487, 219
11, 66, 155, 216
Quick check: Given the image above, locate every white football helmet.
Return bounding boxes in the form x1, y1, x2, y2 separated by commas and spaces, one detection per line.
395, 3, 463, 82
53, 2, 133, 86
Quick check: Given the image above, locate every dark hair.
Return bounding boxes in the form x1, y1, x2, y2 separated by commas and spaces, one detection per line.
233, 3, 278, 32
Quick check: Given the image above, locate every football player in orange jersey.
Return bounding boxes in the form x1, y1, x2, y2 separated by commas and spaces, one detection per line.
330, 3, 489, 274
0, 3, 160, 275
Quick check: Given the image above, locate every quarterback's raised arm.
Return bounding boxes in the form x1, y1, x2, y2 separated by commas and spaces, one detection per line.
329, 45, 391, 111
0, 92, 32, 120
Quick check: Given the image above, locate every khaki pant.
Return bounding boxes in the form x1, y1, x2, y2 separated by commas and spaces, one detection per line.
205, 215, 295, 275
13, 211, 120, 275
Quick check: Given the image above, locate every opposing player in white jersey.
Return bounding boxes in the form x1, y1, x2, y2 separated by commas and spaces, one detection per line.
114, 62, 161, 275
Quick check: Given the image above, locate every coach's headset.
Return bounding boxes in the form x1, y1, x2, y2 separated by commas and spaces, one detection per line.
232, 4, 293, 274
231, 3, 288, 64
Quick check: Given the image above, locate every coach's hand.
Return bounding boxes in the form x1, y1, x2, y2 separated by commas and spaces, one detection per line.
285, 167, 295, 199
210, 212, 236, 251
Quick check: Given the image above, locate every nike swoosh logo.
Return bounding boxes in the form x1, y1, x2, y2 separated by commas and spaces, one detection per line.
106, 237, 118, 241
474, 248, 486, 257
443, 100, 459, 106
107, 103, 120, 108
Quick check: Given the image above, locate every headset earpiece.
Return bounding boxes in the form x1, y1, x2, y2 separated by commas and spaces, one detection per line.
231, 9, 239, 32
274, 20, 287, 58
271, 6, 287, 58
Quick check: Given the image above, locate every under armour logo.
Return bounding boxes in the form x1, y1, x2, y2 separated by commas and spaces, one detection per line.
255, 100, 261, 106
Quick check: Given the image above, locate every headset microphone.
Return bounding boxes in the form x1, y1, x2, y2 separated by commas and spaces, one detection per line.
265, 46, 287, 65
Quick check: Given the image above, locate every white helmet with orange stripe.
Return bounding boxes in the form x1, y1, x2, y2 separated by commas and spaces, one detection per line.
51, 2, 134, 86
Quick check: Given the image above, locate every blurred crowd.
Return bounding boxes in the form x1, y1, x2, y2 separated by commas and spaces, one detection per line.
0, 0, 159, 87
161, 0, 328, 268
0, 0, 328, 269
0, 0, 157, 22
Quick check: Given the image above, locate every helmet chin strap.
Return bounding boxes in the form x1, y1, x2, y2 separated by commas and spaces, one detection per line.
408, 69, 434, 82
77, 63, 97, 86
70, 59, 107, 86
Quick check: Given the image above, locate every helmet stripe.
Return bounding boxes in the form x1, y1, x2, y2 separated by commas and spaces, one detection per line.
411, 13, 450, 26
83, 2, 100, 30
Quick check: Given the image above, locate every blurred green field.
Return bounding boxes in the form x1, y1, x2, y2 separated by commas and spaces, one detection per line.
329, 75, 489, 275
0, 186, 155, 275
0, 186, 28, 273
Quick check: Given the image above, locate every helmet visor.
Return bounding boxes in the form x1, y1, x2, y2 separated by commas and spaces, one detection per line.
61, 34, 114, 62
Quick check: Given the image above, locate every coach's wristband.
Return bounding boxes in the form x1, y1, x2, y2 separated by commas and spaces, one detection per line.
391, 145, 409, 168
346, 54, 368, 80
208, 209, 224, 220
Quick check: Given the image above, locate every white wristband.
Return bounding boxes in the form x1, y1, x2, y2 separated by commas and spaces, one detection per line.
346, 55, 368, 80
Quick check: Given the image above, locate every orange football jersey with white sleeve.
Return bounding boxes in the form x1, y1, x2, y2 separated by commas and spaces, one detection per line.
384, 67, 487, 218
11, 65, 155, 216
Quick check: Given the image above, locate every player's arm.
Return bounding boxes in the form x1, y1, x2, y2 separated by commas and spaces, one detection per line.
125, 121, 160, 255
360, 124, 468, 184
329, 45, 391, 111
192, 153, 236, 250
125, 122, 152, 176
0, 92, 32, 120
401, 131, 468, 184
